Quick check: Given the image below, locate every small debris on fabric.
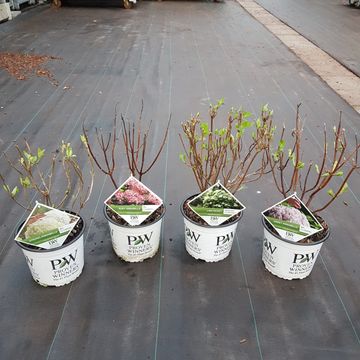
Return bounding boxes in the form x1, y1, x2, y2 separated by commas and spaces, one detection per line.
0, 52, 61, 85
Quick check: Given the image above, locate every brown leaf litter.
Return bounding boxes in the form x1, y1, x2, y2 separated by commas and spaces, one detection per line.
0, 52, 61, 85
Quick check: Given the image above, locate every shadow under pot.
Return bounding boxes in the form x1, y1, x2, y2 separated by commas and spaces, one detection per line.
15, 212, 85, 287
104, 205, 165, 262
261, 217, 329, 280
181, 195, 243, 262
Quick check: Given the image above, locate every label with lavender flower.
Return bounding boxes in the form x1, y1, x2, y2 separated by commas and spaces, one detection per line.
105, 176, 163, 226
188, 182, 245, 226
15, 202, 80, 250
262, 193, 323, 242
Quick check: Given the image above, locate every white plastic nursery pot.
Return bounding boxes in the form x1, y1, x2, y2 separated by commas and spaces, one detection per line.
181, 196, 243, 262
15, 214, 85, 287
262, 217, 329, 280
104, 205, 165, 262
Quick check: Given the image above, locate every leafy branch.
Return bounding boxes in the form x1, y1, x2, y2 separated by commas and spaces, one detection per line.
179, 99, 275, 193
0, 139, 94, 212
267, 105, 360, 214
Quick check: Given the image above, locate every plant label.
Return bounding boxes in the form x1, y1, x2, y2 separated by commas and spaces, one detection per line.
15, 202, 80, 250
104, 176, 163, 226
262, 193, 323, 242
188, 182, 245, 226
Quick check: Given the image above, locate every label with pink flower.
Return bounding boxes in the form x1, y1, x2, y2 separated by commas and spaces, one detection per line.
262, 193, 323, 242
104, 176, 163, 226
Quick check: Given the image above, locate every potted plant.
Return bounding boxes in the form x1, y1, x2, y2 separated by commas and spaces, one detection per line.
179, 99, 274, 262
0, 139, 94, 287
82, 104, 169, 262
262, 105, 360, 280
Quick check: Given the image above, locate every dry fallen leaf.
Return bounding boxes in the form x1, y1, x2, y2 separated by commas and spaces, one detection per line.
0, 52, 61, 85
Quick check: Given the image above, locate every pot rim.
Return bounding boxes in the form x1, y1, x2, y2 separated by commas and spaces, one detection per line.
15, 210, 85, 253
104, 203, 166, 228
181, 194, 243, 229
262, 216, 330, 246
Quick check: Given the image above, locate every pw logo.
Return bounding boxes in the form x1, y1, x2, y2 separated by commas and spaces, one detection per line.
293, 252, 316, 264
263, 239, 277, 254
216, 232, 234, 246
185, 227, 200, 242
50, 250, 78, 270
128, 232, 153, 245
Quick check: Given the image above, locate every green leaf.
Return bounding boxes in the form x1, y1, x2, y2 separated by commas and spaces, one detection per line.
242, 111, 252, 119
80, 134, 87, 144
2, 184, 11, 193
339, 182, 348, 195
11, 186, 19, 197
37, 147, 45, 160
29, 155, 37, 165
296, 161, 305, 169
256, 118, 261, 129
321, 172, 330, 177
23, 151, 31, 161
278, 139, 285, 152
334, 170, 343, 177
327, 189, 335, 198
241, 120, 253, 129
272, 151, 279, 161
200, 122, 209, 136
315, 164, 319, 174
20, 176, 31, 188
179, 153, 186, 163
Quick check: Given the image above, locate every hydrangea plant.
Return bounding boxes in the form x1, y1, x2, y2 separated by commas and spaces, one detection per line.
267, 105, 360, 214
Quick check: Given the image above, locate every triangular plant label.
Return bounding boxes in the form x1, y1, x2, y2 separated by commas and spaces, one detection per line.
15, 202, 80, 250
188, 182, 245, 226
104, 176, 162, 226
262, 193, 323, 242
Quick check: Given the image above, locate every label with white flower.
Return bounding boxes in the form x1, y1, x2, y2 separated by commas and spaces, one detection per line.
262, 193, 323, 242
188, 182, 245, 226
15, 202, 80, 250
104, 176, 163, 226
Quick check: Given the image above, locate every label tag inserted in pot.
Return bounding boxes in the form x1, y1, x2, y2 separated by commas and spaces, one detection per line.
188, 182, 245, 226
262, 193, 323, 242
15, 202, 80, 250
104, 176, 163, 226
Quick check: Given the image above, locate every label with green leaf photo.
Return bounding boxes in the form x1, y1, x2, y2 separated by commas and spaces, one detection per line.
104, 176, 162, 226
15, 202, 80, 250
262, 193, 323, 242
189, 182, 245, 226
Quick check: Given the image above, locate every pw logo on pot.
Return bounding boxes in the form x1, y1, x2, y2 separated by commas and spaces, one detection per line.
50, 250, 78, 270
128, 232, 153, 245
263, 239, 277, 254
293, 252, 316, 264
216, 231, 234, 246
185, 227, 200, 242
